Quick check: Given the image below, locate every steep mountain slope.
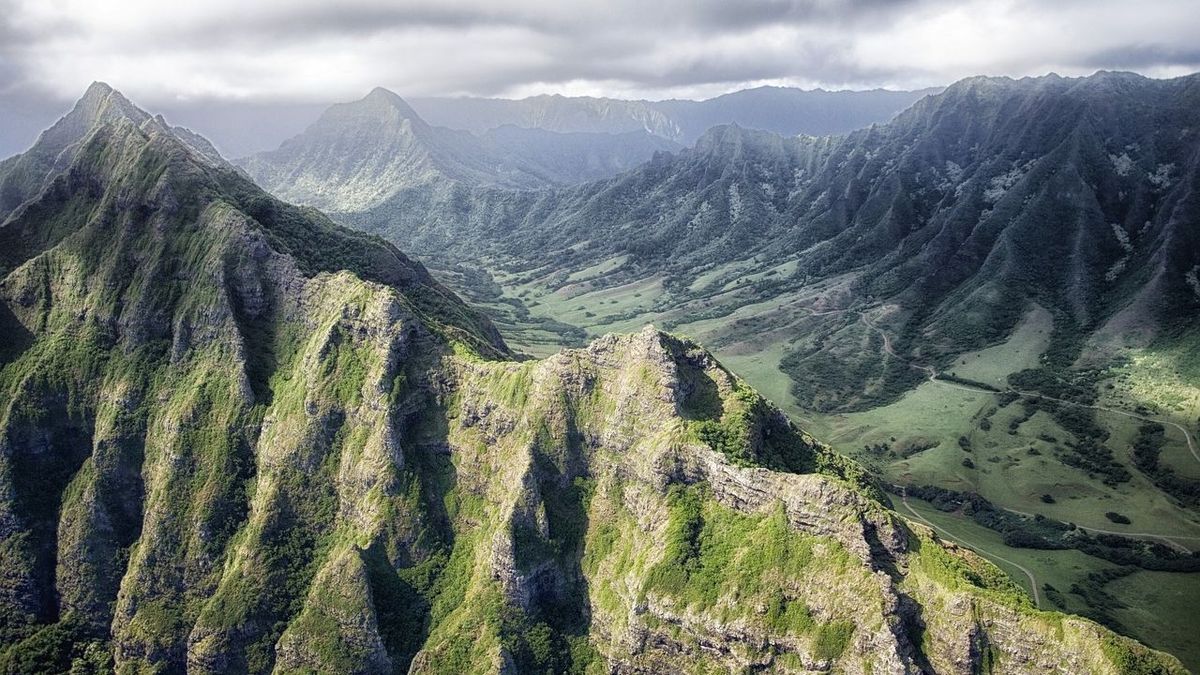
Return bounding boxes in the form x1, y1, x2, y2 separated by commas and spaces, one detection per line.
237, 88, 677, 212
409, 87, 936, 143
0, 86, 1183, 674
0, 82, 222, 221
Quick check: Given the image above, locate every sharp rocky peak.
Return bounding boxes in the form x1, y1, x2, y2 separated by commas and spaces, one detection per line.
343, 86, 426, 124
35, 81, 152, 152
690, 122, 792, 159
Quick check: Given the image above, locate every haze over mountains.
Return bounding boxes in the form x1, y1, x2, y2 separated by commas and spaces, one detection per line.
409, 86, 938, 144
3, 81, 1186, 674
238, 87, 680, 211
0, 84, 933, 162
235, 84, 942, 212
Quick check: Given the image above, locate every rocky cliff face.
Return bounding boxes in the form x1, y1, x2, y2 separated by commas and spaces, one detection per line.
0, 85, 1185, 674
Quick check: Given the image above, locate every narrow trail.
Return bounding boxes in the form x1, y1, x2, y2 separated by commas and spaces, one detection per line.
857, 311, 997, 395
896, 489, 1042, 608
1012, 389, 1200, 466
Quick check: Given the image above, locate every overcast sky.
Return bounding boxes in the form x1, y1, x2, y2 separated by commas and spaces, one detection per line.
1, 0, 1199, 106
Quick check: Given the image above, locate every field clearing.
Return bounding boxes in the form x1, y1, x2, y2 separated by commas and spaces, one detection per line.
717, 258, 799, 292
1106, 569, 1200, 672
796, 302, 1200, 538
1098, 332, 1200, 423
821, 375, 1200, 538
688, 258, 757, 292
670, 293, 805, 338
718, 341, 796, 412
945, 304, 1052, 386
1097, 334, 1200, 481
1104, 409, 1200, 481
517, 275, 666, 333
566, 254, 629, 283
809, 376, 991, 451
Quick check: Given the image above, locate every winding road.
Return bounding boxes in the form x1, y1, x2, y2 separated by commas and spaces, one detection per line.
895, 488, 1042, 608
1011, 389, 1200, 466
1000, 506, 1200, 553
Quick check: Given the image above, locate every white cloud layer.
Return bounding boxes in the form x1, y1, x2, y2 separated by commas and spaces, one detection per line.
1, 0, 1198, 103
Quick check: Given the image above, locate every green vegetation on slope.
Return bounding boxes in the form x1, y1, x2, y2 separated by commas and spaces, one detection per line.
0, 83, 1189, 674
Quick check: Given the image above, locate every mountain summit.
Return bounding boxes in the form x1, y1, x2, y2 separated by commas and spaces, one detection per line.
236, 86, 539, 211
360, 85, 426, 120
0, 81, 224, 220
0, 85, 1185, 674
50, 82, 150, 139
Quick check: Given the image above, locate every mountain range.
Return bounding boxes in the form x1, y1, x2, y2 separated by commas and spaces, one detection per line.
0, 85, 932, 165
0, 82, 1185, 673
261, 72, 1200, 412
239, 85, 938, 213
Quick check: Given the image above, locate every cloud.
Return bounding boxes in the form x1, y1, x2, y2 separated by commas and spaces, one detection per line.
0, 0, 1197, 104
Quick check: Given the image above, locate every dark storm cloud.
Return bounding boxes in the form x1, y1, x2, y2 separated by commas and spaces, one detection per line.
53, 0, 933, 63
0, 0, 1197, 104
0, 6, 79, 90
151, 0, 927, 43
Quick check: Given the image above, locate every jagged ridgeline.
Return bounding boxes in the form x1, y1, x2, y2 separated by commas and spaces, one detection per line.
0, 85, 1184, 673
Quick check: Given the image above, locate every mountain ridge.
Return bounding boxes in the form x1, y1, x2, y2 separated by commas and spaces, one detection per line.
0, 84, 936, 161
